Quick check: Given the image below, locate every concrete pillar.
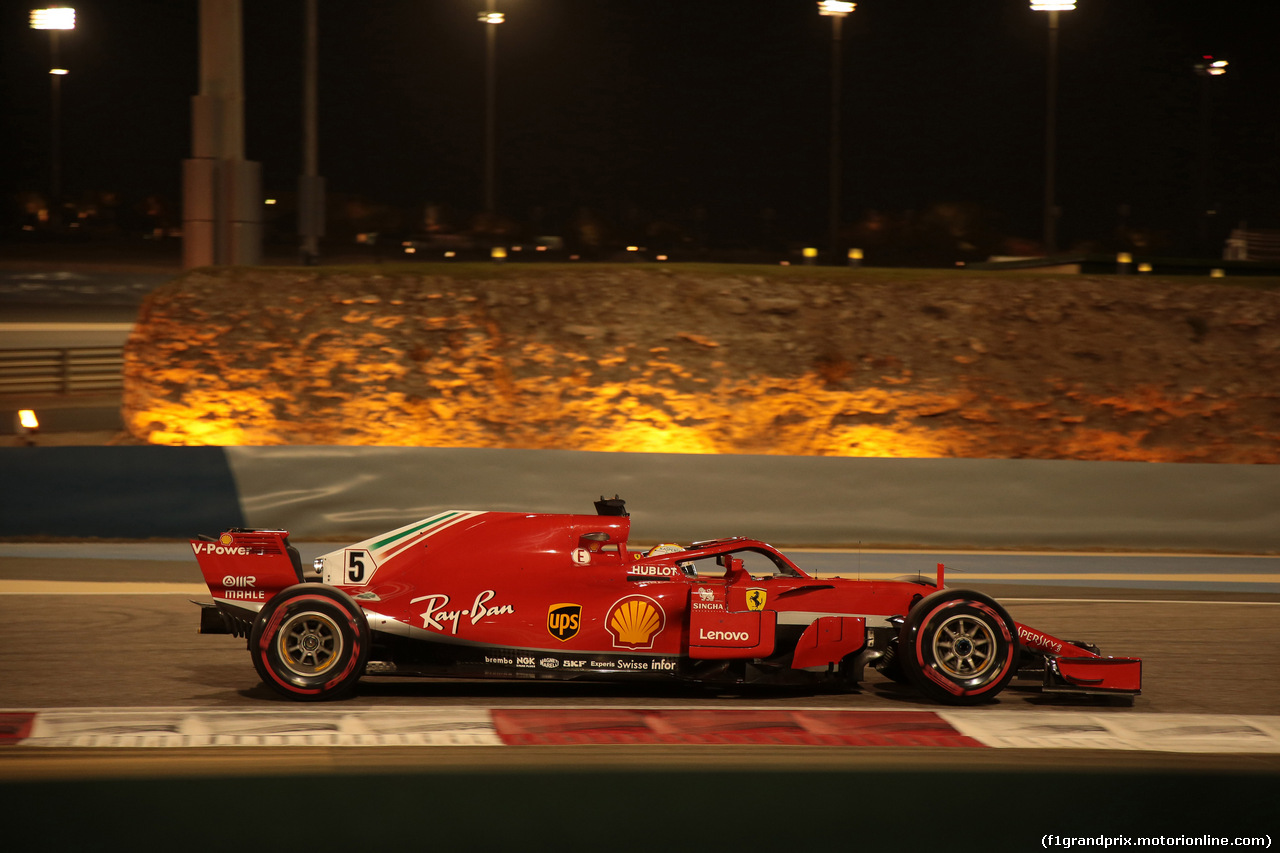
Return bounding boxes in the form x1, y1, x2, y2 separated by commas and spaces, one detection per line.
183, 0, 262, 268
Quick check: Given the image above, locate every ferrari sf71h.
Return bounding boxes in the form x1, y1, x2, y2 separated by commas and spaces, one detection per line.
192, 498, 1141, 705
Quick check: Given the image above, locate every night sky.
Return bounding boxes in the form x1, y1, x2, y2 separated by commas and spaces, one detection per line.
2, 0, 1278, 253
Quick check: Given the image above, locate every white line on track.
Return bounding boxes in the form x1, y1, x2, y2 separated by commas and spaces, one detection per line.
790, 547, 1279, 559
811, 572, 1280, 583
0, 322, 134, 332
0, 581, 207, 595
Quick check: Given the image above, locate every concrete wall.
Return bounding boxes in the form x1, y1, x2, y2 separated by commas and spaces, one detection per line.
4, 446, 1277, 552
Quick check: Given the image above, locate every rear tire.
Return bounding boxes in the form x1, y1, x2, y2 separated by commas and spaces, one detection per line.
899, 589, 1018, 705
250, 584, 370, 701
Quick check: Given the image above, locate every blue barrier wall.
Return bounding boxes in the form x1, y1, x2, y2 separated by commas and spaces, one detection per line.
4, 446, 1279, 551
1, 446, 245, 538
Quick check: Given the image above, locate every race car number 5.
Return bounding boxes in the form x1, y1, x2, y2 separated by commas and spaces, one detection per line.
346, 549, 377, 584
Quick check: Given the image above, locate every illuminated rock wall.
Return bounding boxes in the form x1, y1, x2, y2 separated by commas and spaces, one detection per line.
123, 267, 1280, 461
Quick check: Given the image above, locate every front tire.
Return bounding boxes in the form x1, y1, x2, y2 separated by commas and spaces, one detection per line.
250, 584, 370, 701
899, 589, 1018, 705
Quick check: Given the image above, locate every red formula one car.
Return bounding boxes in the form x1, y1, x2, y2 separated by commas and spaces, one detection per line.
192, 498, 1141, 705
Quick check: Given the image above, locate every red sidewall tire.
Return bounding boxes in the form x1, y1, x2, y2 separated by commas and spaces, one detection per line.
250, 584, 370, 701
899, 589, 1018, 705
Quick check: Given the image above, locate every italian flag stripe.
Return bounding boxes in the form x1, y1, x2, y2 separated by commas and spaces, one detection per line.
372, 512, 463, 551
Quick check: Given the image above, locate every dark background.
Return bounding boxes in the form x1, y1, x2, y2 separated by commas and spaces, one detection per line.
2, 0, 1278, 255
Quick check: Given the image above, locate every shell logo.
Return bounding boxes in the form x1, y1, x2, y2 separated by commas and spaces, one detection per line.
606, 595, 666, 650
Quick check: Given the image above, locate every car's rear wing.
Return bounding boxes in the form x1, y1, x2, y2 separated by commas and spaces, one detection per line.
191, 529, 306, 617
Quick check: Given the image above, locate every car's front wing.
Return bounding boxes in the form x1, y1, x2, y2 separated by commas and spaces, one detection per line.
1015, 621, 1141, 697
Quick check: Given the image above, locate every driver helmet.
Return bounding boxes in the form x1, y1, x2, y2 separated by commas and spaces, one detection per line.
646, 543, 684, 557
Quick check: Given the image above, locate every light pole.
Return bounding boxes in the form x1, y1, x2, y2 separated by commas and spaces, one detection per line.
479, 2, 504, 226
818, 1, 854, 264
298, 0, 324, 264
1193, 56, 1228, 255
29, 6, 75, 213
1031, 1, 1074, 256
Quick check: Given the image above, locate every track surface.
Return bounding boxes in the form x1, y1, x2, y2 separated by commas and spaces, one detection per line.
3, 551, 1279, 777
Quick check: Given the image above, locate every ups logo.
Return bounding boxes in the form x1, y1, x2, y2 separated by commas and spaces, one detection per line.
547, 603, 582, 642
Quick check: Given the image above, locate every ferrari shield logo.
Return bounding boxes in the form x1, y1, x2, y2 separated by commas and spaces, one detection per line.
547, 603, 582, 642
745, 588, 767, 611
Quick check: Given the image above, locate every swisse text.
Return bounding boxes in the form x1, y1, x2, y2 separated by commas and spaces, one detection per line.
698, 629, 751, 642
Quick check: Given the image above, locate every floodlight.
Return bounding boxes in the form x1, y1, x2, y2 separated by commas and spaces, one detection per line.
30, 7, 75, 29
818, 1, 855, 16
